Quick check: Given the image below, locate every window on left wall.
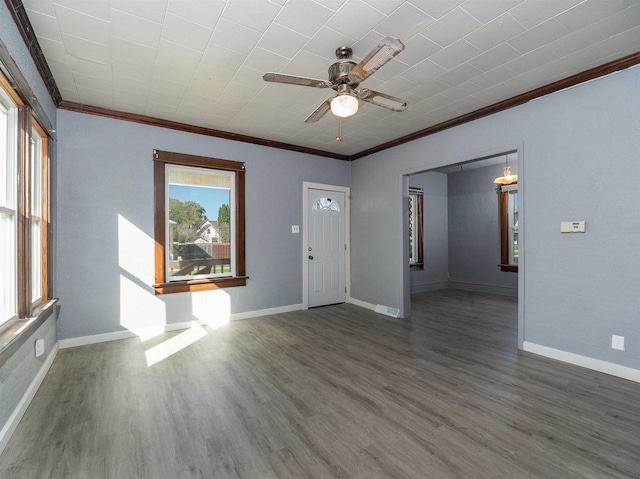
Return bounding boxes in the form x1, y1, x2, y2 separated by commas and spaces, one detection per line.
0, 72, 51, 330
0, 80, 18, 326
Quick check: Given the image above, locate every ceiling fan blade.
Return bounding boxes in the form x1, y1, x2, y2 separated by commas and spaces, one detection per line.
358, 89, 408, 112
305, 98, 333, 123
348, 36, 405, 84
263, 72, 332, 88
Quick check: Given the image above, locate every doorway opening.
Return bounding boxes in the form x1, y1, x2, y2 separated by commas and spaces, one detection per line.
404, 150, 523, 348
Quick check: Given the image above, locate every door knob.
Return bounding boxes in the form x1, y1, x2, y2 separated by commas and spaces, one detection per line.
308, 255, 314, 260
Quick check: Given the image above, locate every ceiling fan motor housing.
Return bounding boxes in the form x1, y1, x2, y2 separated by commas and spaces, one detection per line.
329, 46, 357, 87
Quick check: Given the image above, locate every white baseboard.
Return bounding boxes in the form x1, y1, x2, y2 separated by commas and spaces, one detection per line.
230, 303, 303, 321
523, 341, 640, 383
0, 342, 59, 456
347, 297, 376, 311
58, 320, 205, 349
59, 304, 305, 349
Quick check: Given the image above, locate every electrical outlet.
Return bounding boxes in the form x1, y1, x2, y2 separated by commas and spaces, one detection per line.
291, 225, 299, 234
611, 334, 625, 351
34, 339, 45, 358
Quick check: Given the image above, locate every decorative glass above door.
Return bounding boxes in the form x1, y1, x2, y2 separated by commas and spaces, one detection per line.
312, 197, 340, 212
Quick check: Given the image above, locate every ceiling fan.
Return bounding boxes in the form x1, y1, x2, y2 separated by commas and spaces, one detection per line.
262, 36, 409, 124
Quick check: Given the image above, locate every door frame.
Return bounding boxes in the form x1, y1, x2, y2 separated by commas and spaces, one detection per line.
400, 142, 524, 348
302, 182, 351, 310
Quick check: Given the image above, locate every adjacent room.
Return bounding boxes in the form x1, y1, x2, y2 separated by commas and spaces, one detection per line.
1, 1, 639, 477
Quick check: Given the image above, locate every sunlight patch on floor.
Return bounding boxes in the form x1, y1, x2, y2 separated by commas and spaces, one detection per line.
145, 325, 208, 367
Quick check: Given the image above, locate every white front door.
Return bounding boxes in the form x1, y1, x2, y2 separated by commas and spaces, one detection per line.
307, 188, 345, 307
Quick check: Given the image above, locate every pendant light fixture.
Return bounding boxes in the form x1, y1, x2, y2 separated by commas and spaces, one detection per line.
493, 156, 518, 185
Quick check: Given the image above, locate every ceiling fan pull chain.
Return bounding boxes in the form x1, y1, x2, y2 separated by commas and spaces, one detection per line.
336, 117, 342, 141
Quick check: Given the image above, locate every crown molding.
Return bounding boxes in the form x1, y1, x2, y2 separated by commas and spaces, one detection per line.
4, 0, 62, 106
58, 101, 351, 161
6, 0, 640, 162
60, 51, 640, 162
351, 51, 640, 160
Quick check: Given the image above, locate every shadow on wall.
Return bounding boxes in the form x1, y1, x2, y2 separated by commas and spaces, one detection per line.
117, 214, 231, 365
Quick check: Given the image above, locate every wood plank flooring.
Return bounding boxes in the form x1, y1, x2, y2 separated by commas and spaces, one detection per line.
2, 289, 639, 478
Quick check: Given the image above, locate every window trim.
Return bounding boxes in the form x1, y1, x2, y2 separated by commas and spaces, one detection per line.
152, 150, 247, 294
0, 80, 19, 327
499, 183, 518, 273
0, 67, 55, 360
30, 119, 49, 306
17, 105, 31, 317
409, 187, 424, 271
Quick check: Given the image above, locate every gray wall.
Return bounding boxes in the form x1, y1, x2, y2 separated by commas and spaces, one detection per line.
0, 3, 58, 436
0, 312, 57, 429
448, 163, 518, 296
408, 171, 448, 293
56, 110, 350, 340
351, 65, 640, 371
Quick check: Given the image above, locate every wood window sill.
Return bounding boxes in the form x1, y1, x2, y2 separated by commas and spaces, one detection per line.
498, 264, 518, 272
153, 276, 248, 294
410, 263, 424, 271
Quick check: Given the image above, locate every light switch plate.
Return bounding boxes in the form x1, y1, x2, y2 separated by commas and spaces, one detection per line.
291, 225, 299, 234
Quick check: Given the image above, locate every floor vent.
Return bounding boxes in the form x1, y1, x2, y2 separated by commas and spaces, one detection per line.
374, 304, 400, 318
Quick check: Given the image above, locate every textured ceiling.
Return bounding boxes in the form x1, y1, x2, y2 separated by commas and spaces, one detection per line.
21, 0, 640, 156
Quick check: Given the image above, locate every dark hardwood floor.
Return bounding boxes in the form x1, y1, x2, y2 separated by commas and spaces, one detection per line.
2, 289, 639, 478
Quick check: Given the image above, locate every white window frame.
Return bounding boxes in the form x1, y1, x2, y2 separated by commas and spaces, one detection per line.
30, 124, 43, 303
0, 87, 18, 327
165, 164, 236, 282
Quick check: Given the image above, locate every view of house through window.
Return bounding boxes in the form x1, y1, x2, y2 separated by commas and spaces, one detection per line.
153, 150, 246, 294
167, 165, 234, 281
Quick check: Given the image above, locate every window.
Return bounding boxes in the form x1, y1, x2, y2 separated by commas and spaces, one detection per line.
499, 183, 518, 272
408, 187, 423, 270
31, 121, 48, 304
153, 150, 247, 294
0, 70, 52, 331
0, 82, 18, 326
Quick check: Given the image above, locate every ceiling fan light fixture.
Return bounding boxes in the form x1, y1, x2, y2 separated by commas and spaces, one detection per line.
331, 93, 358, 118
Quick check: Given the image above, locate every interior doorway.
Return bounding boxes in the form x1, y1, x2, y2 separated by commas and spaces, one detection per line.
403, 150, 523, 347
